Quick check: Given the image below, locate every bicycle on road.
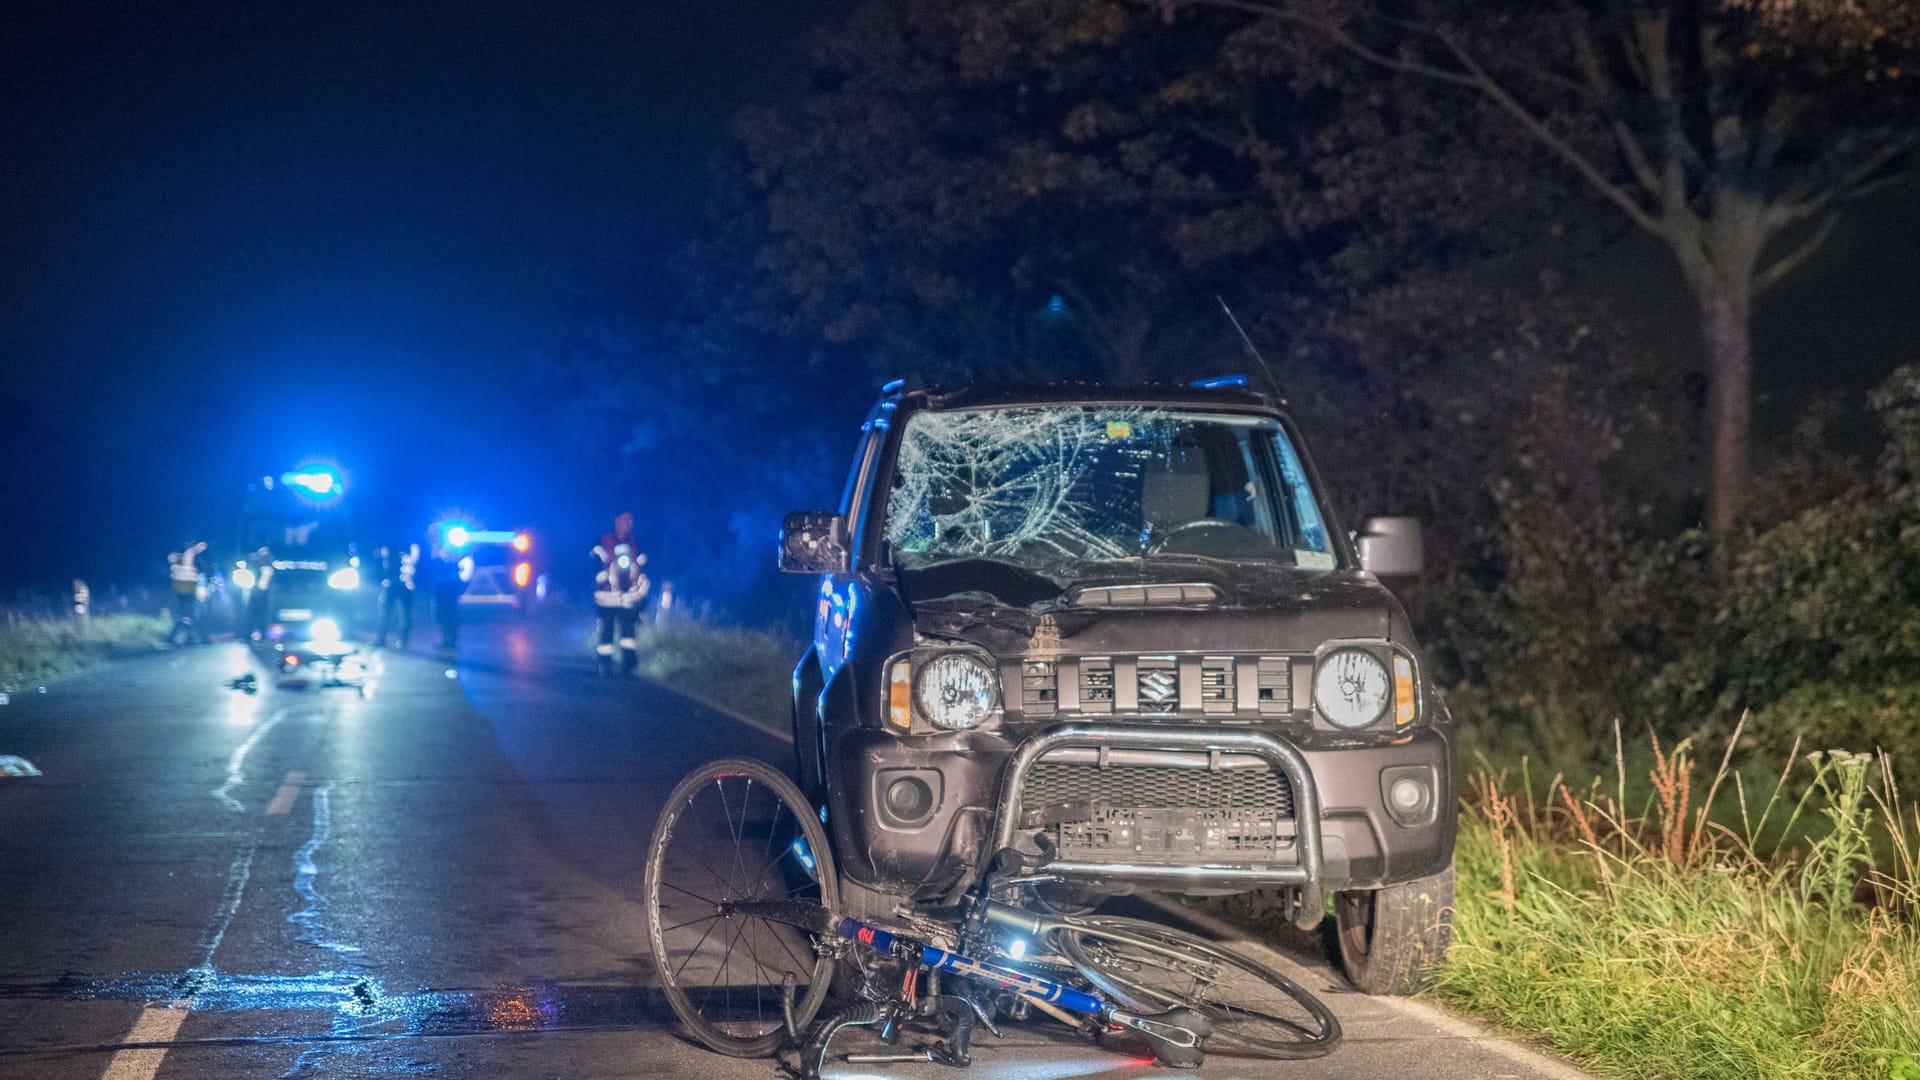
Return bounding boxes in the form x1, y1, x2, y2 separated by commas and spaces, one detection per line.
644, 757, 1340, 1075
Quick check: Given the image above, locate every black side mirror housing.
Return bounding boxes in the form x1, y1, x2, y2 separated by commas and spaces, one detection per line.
779, 511, 851, 575
1356, 516, 1424, 577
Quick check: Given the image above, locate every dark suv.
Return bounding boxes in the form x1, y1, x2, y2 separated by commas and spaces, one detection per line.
782, 378, 1455, 994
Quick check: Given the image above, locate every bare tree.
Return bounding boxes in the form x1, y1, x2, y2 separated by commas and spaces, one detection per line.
1163, 0, 1920, 531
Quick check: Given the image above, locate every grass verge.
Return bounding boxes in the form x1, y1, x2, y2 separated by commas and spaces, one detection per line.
630, 620, 800, 736
0, 613, 169, 694
1437, 726, 1920, 1080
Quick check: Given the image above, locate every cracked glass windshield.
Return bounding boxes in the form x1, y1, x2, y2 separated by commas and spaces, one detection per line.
885, 406, 1332, 572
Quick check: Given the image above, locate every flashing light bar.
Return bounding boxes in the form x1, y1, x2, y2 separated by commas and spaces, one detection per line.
281, 465, 343, 500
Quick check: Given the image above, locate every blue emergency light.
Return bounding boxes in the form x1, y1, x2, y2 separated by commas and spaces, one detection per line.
282, 465, 343, 502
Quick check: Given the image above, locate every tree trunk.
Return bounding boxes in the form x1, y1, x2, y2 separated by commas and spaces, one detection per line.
1699, 285, 1754, 535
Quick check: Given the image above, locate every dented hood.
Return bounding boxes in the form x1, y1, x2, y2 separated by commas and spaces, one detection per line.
899, 558, 1396, 657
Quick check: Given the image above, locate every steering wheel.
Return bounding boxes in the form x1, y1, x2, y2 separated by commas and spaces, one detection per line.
1146, 518, 1265, 556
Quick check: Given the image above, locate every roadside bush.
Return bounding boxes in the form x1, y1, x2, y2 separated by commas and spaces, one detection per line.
0, 612, 167, 693
1752, 683, 1920, 785
1439, 737, 1920, 1080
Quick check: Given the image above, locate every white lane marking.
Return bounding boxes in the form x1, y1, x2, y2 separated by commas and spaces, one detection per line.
638, 679, 793, 744
213, 705, 291, 812
290, 785, 360, 957
193, 845, 257, 971
1138, 894, 1598, 1079
99, 1003, 188, 1080
265, 771, 306, 815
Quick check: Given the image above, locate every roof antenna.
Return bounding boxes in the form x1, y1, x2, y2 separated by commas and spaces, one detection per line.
1216, 296, 1281, 394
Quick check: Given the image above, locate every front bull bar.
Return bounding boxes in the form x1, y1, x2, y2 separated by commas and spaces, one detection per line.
991, 723, 1324, 927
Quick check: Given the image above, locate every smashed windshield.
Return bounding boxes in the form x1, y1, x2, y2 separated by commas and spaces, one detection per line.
884, 406, 1333, 571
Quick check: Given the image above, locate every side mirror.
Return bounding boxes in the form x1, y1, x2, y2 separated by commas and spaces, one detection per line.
1356, 516, 1424, 577
779, 510, 851, 575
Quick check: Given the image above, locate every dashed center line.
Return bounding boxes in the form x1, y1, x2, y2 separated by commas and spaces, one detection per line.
99, 1003, 188, 1080
266, 771, 306, 815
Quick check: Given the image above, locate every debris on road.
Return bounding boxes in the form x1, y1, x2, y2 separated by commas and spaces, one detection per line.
226, 672, 259, 694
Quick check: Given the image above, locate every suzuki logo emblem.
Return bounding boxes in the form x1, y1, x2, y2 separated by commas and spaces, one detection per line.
1138, 668, 1177, 710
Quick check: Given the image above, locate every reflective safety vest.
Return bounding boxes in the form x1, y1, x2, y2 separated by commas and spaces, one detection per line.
169, 550, 200, 593
592, 533, 648, 608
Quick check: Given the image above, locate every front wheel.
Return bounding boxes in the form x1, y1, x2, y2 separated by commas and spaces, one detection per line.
1057, 915, 1340, 1059
644, 758, 840, 1057
1332, 862, 1455, 995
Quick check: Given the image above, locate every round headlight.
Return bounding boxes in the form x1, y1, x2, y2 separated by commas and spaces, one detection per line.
914, 653, 998, 730
1314, 649, 1390, 729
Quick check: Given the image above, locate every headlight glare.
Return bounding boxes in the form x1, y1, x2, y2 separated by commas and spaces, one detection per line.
914, 653, 997, 730
327, 567, 359, 590
1314, 648, 1390, 729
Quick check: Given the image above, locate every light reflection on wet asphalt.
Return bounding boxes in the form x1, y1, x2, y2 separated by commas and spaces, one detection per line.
0, 622, 1591, 1080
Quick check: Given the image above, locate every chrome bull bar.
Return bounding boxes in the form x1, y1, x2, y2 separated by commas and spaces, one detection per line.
992, 723, 1323, 915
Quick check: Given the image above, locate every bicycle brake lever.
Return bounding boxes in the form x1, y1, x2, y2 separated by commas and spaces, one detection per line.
1105, 1006, 1213, 1069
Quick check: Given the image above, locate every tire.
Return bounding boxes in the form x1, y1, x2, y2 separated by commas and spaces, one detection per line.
1332, 861, 1455, 996
644, 758, 840, 1058
1057, 915, 1340, 1059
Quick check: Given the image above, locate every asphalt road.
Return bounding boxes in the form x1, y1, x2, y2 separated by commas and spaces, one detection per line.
0, 615, 1591, 1080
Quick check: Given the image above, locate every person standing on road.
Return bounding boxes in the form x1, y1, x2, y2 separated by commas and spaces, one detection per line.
376, 542, 418, 649
591, 512, 649, 675
426, 541, 465, 651
167, 541, 207, 646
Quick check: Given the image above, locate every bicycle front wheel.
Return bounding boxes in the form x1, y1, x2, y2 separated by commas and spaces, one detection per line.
1057, 915, 1340, 1059
644, 758, 839, 1058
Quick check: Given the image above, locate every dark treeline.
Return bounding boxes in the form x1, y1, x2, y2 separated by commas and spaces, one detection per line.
547, 0, 1920, 764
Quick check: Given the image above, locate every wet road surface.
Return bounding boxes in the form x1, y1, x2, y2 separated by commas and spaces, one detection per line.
0, 617, 1590, 1079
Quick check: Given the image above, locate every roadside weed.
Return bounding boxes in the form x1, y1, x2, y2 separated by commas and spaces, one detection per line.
1439, 728, 1920, 1080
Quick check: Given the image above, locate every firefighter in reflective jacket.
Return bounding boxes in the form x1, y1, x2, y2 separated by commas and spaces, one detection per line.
591, 512, 649, 674
167, 541, 208, 646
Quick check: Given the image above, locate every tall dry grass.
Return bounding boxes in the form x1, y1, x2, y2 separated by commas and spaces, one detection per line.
1439, 719, 1920, 1080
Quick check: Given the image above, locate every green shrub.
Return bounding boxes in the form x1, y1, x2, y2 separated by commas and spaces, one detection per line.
1752, 683, 1920, 785
0, 613, 167, 693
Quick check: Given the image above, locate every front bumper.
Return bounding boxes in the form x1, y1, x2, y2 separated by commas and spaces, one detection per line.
993, 724, 1324, 912
827, 720, 1453, 903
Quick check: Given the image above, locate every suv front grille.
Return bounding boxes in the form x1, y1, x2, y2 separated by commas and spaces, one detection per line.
1022, 760, 1297, 864
1025, 762, 1295, 816
1079, 658, 1114, 714
1021, 661, 1057, 717
1010, 654, 1300, 720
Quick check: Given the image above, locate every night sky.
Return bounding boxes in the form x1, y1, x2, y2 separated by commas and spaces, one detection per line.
2, 1, 1915, 596
1, 1, 847, 594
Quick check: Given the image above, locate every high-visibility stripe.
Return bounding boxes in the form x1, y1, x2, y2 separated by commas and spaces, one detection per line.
595, 643, 614, 655
618, 638, 636, 649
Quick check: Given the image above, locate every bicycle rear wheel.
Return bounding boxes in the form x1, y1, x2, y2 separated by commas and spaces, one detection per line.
644, 758, 840, 1058
1057, 915, 1340, 1059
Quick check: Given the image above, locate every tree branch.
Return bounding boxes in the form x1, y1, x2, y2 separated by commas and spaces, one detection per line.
1169, 0, 1483, 88
1771, 129, 1920, 227
1431, 27, 1667, 239
1754, 212, 1839, 294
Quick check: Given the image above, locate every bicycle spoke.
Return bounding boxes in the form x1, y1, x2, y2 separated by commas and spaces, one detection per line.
672, 908, 729, 981
659, 879, 722, 906
659, 911, 725, 935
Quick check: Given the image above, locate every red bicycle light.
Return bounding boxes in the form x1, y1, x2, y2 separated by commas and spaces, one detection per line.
513, 562, 532, 588
512, 533, 531, 552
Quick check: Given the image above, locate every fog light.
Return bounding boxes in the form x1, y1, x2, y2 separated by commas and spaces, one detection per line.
1381, 766, 1436, 826
886, 777, 933, 820
875, 768, 940, 828
1389, 777, 1425, 813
